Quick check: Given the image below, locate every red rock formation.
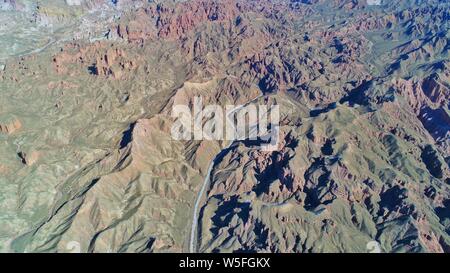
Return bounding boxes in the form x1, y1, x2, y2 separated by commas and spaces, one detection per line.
156, 0, 240, 39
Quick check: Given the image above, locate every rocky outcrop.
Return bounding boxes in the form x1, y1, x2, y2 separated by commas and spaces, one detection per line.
0, 117, 22, 134
17, 150, 40, 166
52, 41, 138, 79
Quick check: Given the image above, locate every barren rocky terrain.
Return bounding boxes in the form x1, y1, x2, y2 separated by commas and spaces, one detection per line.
0, 0, 449, 253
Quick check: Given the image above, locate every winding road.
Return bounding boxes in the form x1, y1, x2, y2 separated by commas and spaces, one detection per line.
189, 95, 264, 253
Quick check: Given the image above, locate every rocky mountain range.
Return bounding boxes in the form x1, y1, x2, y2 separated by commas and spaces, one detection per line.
0, 0, 449, 253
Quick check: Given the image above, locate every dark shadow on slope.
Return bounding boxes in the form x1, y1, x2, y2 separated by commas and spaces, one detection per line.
419, 107, 450, 142
378, 185, 410, 218
309, 102, 337, 117
421, 144, 444, 179
233, 219, 269, 253
321, 139, 334, 156
435, 199, 450, 223
302, 157, 335, 211
119, 122, 136, 149
88, 64, 98, 75
339, 80, 373, 106
209, 195, 250, 238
